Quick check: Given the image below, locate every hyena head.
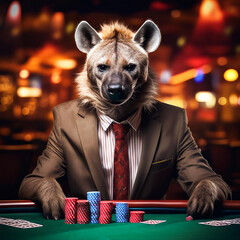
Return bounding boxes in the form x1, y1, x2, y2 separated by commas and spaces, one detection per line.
75, 20, 161, 121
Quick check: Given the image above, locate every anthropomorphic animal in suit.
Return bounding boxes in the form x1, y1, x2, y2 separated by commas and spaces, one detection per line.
19, 20, 231, 220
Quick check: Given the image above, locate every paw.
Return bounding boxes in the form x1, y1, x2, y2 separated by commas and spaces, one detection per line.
187, 179, 219, 219
38, 178, 66, 220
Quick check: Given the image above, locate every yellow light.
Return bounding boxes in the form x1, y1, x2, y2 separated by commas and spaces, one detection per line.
66, 22, 75, 34
176, 37, 186, 47
17, 87, 42, 97
169, 65, 212, 85
19, 69, 30, 79
200, 0, 223, 22
158, 97, 186, 108
51, 69, 62, 84
170, 69, 197, 85
195, 91, 216, 108
218, 97, 227, 105
223, 69, 238, 82
229, 94, 238, 106
22, 107, 30, 115
55, 59, 77, 70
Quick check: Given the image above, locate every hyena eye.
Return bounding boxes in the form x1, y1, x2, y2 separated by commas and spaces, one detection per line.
98, 64, 109, 72
124, 64, 136, 72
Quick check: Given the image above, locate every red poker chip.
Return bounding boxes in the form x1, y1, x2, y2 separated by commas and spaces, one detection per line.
99, 215, 112, 224
100, 201, 113, 211
77, 200, 89, 204
65, 197, 78, 202
99, 201, 113, 223
77, 200, 90, 224
99, 202, 112, 224
186, 216, 193, 221
129, 211, 145, 223
65, 197, 78, 224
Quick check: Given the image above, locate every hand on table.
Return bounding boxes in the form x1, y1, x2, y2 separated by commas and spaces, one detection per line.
37, 178, 65, 220
187, 179, 224, 219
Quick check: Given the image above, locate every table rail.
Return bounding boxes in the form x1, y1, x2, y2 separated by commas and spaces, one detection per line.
0, 200, 240, 210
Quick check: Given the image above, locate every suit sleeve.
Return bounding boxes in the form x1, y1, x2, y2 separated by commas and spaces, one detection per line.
18, 107, 66, 200
176, 109, 231, 199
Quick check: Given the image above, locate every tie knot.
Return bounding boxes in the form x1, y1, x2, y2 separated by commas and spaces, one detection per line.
112, 123, 130, 140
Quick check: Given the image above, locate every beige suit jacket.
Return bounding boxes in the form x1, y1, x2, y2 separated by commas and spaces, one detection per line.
19, 99, 231, 200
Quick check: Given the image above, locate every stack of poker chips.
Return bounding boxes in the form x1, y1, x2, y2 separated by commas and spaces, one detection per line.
115, 202, 129, 223
65, 197, 78, 224
99, 201, 113, 224
77, 200, 90, 224
87, 191, 101, 223
65, 196, 145, 225
129, 211, 145, 223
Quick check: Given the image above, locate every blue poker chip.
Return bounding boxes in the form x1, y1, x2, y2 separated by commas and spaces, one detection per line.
87, 191, 101, 223
90, 205, 100, 214
90, 213, 99, 223
87, 191, 101, 203
115, 202, 129, 223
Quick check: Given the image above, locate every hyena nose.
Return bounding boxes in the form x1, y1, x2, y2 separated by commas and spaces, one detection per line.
107, 84, 125, 101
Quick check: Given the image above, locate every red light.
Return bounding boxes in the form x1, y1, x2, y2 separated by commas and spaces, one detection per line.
7, 1, 21, 23
150, 1, 170, 11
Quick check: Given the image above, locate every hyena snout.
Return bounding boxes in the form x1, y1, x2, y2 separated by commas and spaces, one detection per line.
107, 84, 125, 99
102, 73, 132, 104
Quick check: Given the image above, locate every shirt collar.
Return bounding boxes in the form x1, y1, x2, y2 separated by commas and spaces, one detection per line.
97, 108, 142, 132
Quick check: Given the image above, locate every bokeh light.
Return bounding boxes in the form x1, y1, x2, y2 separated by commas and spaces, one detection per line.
218, 97, 227, 105
195, 91, 216, 108
223, 69, 239, 82
19, 69, 30, 79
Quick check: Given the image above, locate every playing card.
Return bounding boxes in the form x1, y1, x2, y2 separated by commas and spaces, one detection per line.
199, 220, 231, 226
199, 218, 240, 227
0, 217, 16, 224
140, 220, 166, 224
224, 218, 240, 225
0, 217, 43, 229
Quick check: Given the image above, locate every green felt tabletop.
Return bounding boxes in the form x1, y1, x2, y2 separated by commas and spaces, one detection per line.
1, 212, 240, 240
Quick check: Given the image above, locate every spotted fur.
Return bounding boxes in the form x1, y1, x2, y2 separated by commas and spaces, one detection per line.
75, 20, 160, 121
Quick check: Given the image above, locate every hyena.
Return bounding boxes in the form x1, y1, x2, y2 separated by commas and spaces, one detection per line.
19, 20, 230, 220
74, 20, 228, 218
74, 20, 160, 121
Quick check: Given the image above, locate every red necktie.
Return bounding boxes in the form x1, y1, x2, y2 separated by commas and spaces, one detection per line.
112, 123, 130, 200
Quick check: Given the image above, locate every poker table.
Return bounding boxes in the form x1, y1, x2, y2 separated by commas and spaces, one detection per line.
0, 200, 240, 240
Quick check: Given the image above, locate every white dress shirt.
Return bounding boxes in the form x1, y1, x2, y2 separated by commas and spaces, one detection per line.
97, 109, 143, 199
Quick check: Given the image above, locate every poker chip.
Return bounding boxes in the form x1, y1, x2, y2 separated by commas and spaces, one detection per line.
87, 191, 101, 223
77, 200, 90, 224
129, 211, 145, 223
99, 201, 113, 224
65, 197, 78, 224
186, 216, 193, 221
115, 202, 129, 223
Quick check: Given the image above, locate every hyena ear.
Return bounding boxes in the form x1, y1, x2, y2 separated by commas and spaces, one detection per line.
133, 20, 161, 53
75, 21, 102, 53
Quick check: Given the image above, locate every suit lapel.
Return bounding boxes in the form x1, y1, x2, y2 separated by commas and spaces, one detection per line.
130, 111, 162, 199
76, 108, 109, 199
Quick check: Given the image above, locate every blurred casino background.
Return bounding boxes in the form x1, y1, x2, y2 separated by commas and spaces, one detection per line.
0, 0, 240, 200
